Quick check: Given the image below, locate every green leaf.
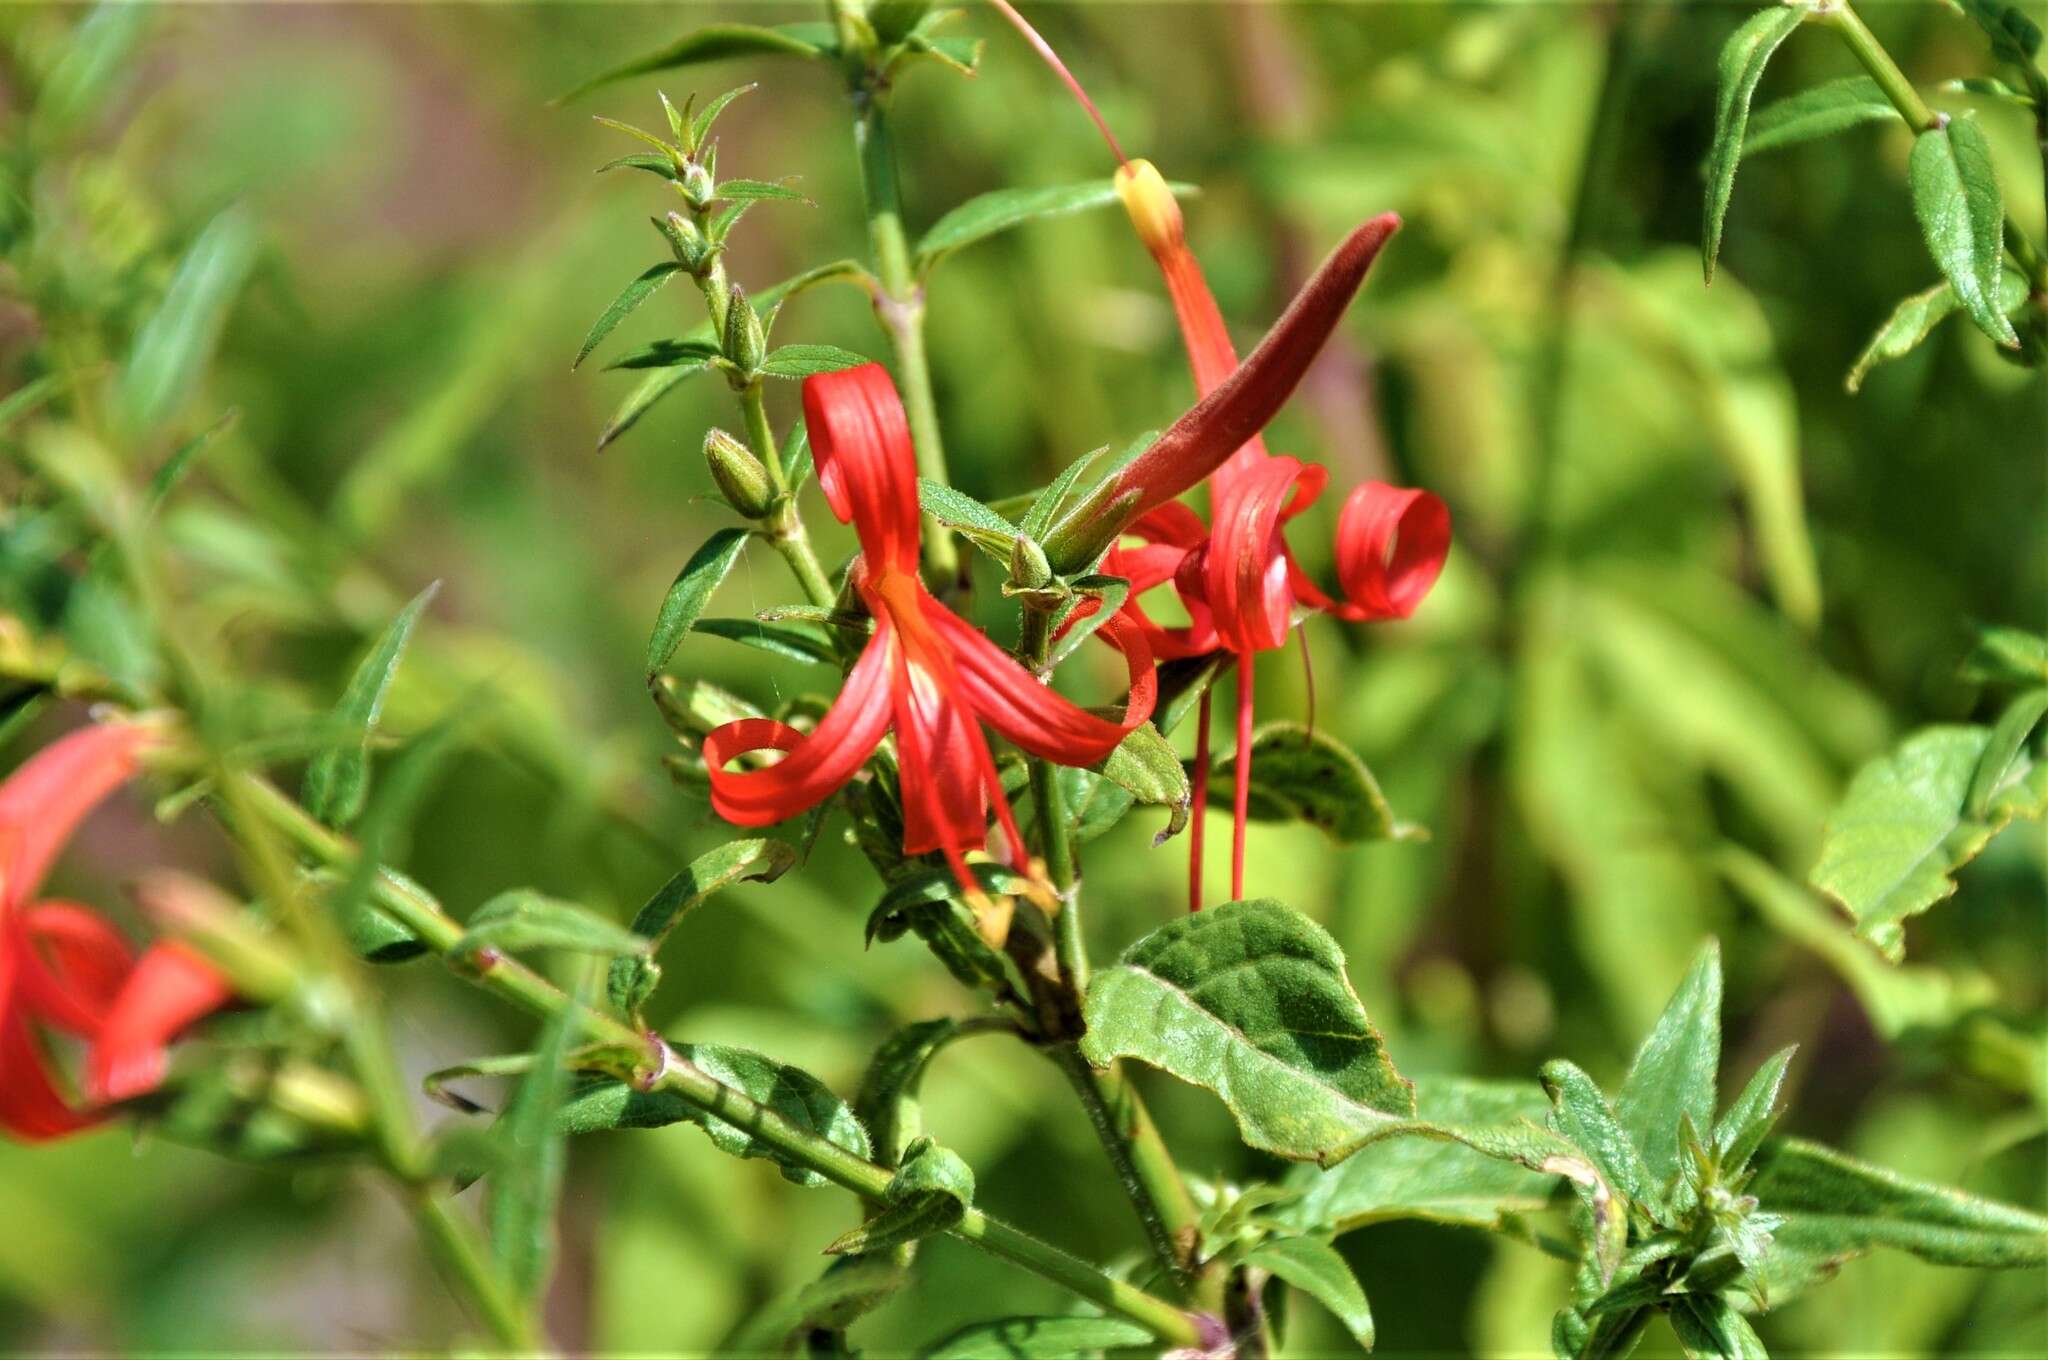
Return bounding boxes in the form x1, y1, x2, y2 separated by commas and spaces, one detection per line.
603, 337, 721, 371
1966, 687, 2048, 819
455, 890, 648, 959
1017, 446, 1108, 541
729, 1259, 906, 1354
1908, 116, 2020, 348
145, 408, 239, 513
554, 23, 835, 105
915, 180, 1193, 271
591, 115, 678, 159
825, 1136, 975, 1254
116, 206, 261, 436
1714, 1046, 1795, 1172
1246, 1236, 1375, 1351
689, 84, 756, 149
1098, 721, 1191, 837
1671, 1294, 1768, 1360
693, 616, 838, 664
556, 1043, 872, 1187
1155, 651, 1232, 737
1843, 275, 2026, 392
1541, 1060, 1654, 1207
1079, 899, 1415, 1163
1751, 1136, 2048, 1269
855, 1018, 981, 1165
32, 1, 152, 137
1702, 4, 1809, 283
489, 978, 578, 1304
646, 529, 751, 677
594, 152, 678, 180
918, 1315, 1153, 1359
0, 372, 65, 433
1962, 623, 2048, 687
714, 177, 810, 204
597, 359, 712, 451
575, 262, 685, 369
1743, 76, 1900, 157
606, 839, 797, 1016
302, 582, 438, 828
1811, 724, 2048, 960
1615, 941, 1722, 1191
1958, 0, 2044, 64
1209, 721, 1424, 843
916, 479, 1021, 564
758, 343, 869, 378
1042, 576, 1129, 671
1282, 1077, 1557, 1235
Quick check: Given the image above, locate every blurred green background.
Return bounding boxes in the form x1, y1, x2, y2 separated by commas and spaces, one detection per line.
1, 1, 2043, 1355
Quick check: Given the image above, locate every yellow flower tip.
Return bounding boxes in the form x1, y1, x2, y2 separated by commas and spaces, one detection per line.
969, 891, 1016, 951
1018, 859, 1061, 915
1114, 159, 1183, 256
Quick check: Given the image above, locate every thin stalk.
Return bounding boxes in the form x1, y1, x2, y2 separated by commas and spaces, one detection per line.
741, 381, 836, 607
412, 1191, 542, 1353
849, 84, 961, 583
233, 772, 1201, 1349
1825, 0, 2048, 289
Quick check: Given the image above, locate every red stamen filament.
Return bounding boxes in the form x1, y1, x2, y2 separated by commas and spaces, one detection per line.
1189, 687, 1212, 912
1232, 657, 1254, 902
987, 0, 1129, 167
1298, 626, 1317, 741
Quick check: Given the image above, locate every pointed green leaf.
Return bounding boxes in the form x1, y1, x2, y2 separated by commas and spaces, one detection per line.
825, 1137, 974, 1254
1098, 720, 1190, 835
1966, 687, 2048, 818
1672, 1294, 1768, 1360
303, 582, 438, 828
1615, 941, 1722, 1190
489, 980, 578, 1304
594, 151, 678, 180
714, 178, 810, 204
597, 360, 712, 451
603, 337, 721, 371
730, 1259, 906, 1354
1703, 4, 1809, 282
689, 83, 756, 149
146, 408, 239, 512
1247, 1236, 1374, 1351
1962, 624, 2048, 687
1209, 721, 1424, 843
693, 616, 837, 664
758, 343, 869, 378
915, 180, 1194, 271
917, 478, 1021, 565
1018, 445, 1109, 541
918, 1315, 1153, 1359
1751, 1136, 2048, 1269
1079, 899, 1415, 1163
554, 23, 836, 105
1845, 267, 2027, 391
575, 262, 685, 369
1541, 1060, 1654, 1207
556, 1043, 871, 1187
854, 1019, 996, 1166
0, 373, 65, 434
607, 839, 798, 1015
1909, 116, 2020, 348
646, 529, 751, 677
1714, 1045, 1795, 1172
1282, 1077, 1557, 1235
1744, 76, 1900, 157
117, 206, 260, 436
1957, 0, 2044, 64
455, 890, 648, 959
32, 1, 152, 137
1811, 724, 2048, 960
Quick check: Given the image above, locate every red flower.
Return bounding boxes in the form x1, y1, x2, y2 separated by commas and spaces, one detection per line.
992, 3, 1451, 908
0, 722, 232, 1141
703, 364, 1158, 898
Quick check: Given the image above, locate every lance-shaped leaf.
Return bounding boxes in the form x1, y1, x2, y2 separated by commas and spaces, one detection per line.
1961, 624, 2048, 688
916, 479, 1022, 565
914, 180, 1194, 272
597, 359, 713, 451
1845, 271, 2028, 391
728, 1259, 906, 1355
759, 343, 869, 378
1615, 940, 1722, 1190
1079, 899, 1415, 1163
1714, 1045, 1796, 1172
554, 22, 837, 105
693, 616, 838, 664
146, 408, 239, 512
1017, 446, 1109, 541
489, 980, 578, 1305
604, 337, 722, 371
1811, 724, 2048, 960
1209, 721, 1423, 843
302, 582, 439, 828
918, 1315, 1153, 1359
714, 178, 810, 205
575, 262, 685, 369
1671, 1294, 1768, 1360
117, 206, 261, 436
1702, 4, 1809, 283
864, 864, 1027, 991
556, 1043, 871, 1187
647, 529, 751, 677
1281, 1077, 1557, 1235
1909, 116, 2020, 348
1743, 75, 1900, 157
1542, 1060, 1654, 1208
455, 890, 648, 959
1245, 1236, 1375, 1351
826, 1136, 975, 1254
607, 839, 798, 1016
1097, 721, 1190, 837
1751, 1136, 2048, 1271
855, 1018, 985, 1165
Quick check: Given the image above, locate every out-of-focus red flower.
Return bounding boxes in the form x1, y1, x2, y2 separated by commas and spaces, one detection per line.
992, 2, 1452, 909
703, 364, 1158, 901
0, 722, 232, 1141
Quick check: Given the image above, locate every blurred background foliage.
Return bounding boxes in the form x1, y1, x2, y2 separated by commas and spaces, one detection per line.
0, 1, 2042, 1355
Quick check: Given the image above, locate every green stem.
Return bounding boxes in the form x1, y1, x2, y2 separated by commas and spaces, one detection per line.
1826, 0, 2048, 290
849, 81, 960, 583
741, 381, 837, 608
412, 1190, 543, 1352
235, 773, 1201, 1349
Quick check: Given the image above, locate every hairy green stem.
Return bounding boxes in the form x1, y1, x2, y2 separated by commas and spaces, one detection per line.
1825, 0, 2048, 289
235, 773, 1201, 1348
741, 381, 836, 607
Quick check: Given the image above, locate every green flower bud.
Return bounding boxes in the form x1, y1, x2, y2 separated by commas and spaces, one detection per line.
723, 285, 767, 374
704, 427, 775, 518
680, 158, 715, 210
1007, 533, 1052, 591
658, 211, 711, 272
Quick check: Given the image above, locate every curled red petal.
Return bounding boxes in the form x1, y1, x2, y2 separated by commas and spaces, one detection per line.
0, 722, 156, 915
1205, 456, 1326, 655
934, 595, 1157, 766
803, 364, 922, 577
87, 942, 231, 1105
11, 901, 134, 1038
702, 622, 897, 827
1327, 483, 1451, 622
888, 638, 1000, 860
0, 1008, 96, 1141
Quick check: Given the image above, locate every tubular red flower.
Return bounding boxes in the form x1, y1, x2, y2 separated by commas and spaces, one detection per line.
0, 722, 232, 1141
703, 365, 1157, 890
